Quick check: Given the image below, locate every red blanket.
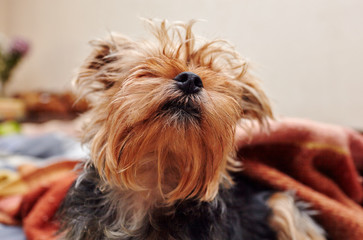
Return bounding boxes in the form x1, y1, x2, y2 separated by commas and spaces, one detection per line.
236, 118, 363, 240
0, 118, 362, 240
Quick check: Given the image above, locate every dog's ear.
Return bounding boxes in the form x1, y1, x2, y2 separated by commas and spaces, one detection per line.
74, 35, 137, 96
240, 72, 273, 123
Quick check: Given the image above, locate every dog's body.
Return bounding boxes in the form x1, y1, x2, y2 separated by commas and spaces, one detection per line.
59, 166, 275, 240
58, 20, 326, 240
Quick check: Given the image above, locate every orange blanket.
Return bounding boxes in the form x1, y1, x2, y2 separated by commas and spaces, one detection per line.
0, 118, 362, 240
0, 161, 78, 240
236, 118, 363, 240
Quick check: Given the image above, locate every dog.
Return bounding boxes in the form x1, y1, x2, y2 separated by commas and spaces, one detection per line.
58, 20, 326, 240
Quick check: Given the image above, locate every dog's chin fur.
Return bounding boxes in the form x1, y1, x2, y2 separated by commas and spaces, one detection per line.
57, 20, 325, 240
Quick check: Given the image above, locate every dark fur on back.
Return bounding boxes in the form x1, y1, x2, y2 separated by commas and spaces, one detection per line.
57, 165, 276, 240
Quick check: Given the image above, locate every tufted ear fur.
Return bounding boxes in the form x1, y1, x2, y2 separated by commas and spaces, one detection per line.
240, 71, 273, 124
74, 35, 140, 99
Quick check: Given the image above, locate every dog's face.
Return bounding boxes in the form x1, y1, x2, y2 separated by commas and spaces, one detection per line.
77, 20, 272, 203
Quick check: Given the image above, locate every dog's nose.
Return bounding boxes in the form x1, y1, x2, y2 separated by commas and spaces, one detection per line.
173, 72, 203, 94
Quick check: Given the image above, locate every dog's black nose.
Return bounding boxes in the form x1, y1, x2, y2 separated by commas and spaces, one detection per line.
173, 72, 203, 94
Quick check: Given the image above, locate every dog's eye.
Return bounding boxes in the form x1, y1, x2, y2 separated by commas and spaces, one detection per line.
242, 95, 250, 101
135, 72, 156, 78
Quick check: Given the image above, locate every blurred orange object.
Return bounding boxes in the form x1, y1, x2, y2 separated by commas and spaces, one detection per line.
0, 98, 26, 120
0, 160, 79, 228
14, 91, 89, 122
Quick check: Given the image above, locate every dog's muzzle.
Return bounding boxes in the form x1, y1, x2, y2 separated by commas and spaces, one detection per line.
173, 72, 203, 95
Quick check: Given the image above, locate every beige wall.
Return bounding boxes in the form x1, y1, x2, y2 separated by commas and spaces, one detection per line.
0, 1, 8, 32
2, 0, 363, 128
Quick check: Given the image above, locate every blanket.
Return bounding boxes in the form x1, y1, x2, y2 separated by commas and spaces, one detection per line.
0, 161, 78, 239
236, 118, 363, 240
0, 118, 362, 240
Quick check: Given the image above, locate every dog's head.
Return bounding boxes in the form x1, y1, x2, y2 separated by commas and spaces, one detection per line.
76, 20, 272, 203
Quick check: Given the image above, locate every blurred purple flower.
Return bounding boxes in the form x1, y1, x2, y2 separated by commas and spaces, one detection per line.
0, 36, 30, 89
9, 38, 29, 56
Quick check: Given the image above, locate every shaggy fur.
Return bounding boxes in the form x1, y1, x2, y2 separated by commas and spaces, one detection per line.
58, 20, 325, 240
267, 193, 326, 240
76, 20, 271, 203
59, 167, 276, 240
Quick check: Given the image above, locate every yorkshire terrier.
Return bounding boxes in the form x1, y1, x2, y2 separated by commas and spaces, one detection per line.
58, 20, 326, 240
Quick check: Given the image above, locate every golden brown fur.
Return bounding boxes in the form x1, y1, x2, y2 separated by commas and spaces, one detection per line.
58, 20, 326, 240
76, 20, 271, 204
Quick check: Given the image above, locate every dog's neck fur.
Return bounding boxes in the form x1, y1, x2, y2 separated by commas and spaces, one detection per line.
71, 164, 227, 240
76, 146, 233, 239
59, 162, 277, 240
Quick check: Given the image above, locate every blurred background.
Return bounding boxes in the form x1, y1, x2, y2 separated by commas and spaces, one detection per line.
0, 0, 362, 128
0, 1, 363, 239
